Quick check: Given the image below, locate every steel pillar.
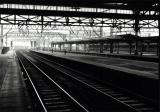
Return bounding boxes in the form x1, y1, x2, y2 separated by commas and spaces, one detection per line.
100, 43, 104, 53
110, 27, 113, 37
41, 16, 44, 50
134, 10, 140, 55
129, 43, 132, 55
117, 42, 119, 54
55, 44, 56, 51
63, 44, 65, 51
110, 42, 113, 53
158, 7, 160, 78
31, 41, 33, 48
59, 44, 62, 51
69, 44, 72, 51
34, 41, 36, 48
0, 25, 3, 54
76, 44, 79, 51
140, 41, 143, 56
157, 16, 159, 56
100, 27, 103, 38
10, 41, 13, 48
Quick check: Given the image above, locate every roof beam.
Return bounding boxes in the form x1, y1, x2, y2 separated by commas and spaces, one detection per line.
0, 0, 158, 11
0, 8, 158, 20
0, 0, 158, 4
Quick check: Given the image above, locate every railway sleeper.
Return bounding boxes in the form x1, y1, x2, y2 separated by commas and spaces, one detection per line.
44, 101, 66, 105
40, 91, 58, 95
43, 94, 60, 98
43, 97, 62, 101
48, 108, 72, 112
47, 104, 70, 109
122, 99, 138, 103
138, 107, 155, 111
110, 93, 123, 96
39, 90, 56, 92
130, 103, 149, 108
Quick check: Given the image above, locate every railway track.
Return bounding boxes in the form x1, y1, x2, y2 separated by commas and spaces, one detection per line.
16, 52, 88, 112
27, 51, 158, 112
17, 51, 140, 112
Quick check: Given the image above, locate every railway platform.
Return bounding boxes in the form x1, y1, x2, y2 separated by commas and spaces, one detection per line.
0, 50, 31, 112
36, 50, 158, 79
52, 50, 158, 62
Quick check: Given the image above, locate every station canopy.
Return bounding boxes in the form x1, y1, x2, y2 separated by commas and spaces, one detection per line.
0, 0, 159, 43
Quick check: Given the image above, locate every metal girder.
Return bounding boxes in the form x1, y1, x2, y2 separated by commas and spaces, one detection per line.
0, 15, 158, 29
0, 3, 158, 11
0, 0, 158, 5
0, 15, 158, 30
0, 8, 158, 20
0, 0, 159, 11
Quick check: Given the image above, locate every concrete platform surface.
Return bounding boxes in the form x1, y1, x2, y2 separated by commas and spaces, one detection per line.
36, 50, 158, 79
0, 55, 8, 90
0, 50, 30, 112
52, 50, 158, 62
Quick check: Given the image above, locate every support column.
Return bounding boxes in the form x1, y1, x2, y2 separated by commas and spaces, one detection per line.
146, 42, 150, 52
55, 44, 56, 51
129, 42, 132, 55
0, 25, 3, 54
140, 41, 143, 56
76, 44, 79, 51
157, 16, 159, 56
110, 27, 113, 37
110, 42, 113, 53
157, 6, 160, 107
59, 44, 62, 51
51, 43, 53, 49
106, 43, 108, 52
100, 43, 104, 53
31, 41, 33, 48
84, 44, 86, 52
134, 9, 140, 55
36, 38, 40, 50
10, 41, 13, 49
41, 16, 44, 51
158, 9, 160, 78
134, 32, 139, 55
69, 44, 72, 51
34, 41, 36, 48
117, 42, 119, 54
100, 27, 103, 38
